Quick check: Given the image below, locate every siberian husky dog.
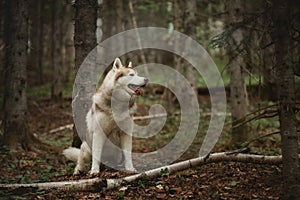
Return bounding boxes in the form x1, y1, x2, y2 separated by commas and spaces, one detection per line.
63, 58, 148, 174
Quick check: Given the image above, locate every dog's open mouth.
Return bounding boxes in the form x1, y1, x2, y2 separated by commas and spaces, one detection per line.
128, 84, 146, 96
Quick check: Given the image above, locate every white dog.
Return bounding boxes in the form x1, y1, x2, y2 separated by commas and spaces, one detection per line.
63, 58, 148, 174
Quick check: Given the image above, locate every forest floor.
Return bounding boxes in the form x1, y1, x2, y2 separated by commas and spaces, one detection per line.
0, 94, 289, 199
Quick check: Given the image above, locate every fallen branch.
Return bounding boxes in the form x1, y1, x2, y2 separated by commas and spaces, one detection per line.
0, 178, 106, 192
47, 124, 73, 134
133, 113, 167, 121
1, 152, 298, 193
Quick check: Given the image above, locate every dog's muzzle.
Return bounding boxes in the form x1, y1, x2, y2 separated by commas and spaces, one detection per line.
128, 78, 148, 96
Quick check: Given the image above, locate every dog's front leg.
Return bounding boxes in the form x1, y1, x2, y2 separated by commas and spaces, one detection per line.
74, 142, 91, 175
120, 133, 136, 172
90, 131, 106, 174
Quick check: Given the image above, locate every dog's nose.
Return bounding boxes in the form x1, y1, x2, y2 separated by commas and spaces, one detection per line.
144, 78, 149, 84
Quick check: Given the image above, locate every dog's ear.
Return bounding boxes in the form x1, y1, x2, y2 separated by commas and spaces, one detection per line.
128, 61, 132, 68
113, 58, 122, 70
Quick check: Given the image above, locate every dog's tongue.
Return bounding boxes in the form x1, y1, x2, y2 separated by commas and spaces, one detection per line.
135, 88, 143, 96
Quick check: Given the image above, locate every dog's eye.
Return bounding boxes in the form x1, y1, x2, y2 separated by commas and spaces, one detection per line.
129, 73, 134, 76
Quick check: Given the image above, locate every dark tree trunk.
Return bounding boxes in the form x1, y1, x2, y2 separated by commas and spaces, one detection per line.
74, 0, 97, 73
73, 0, 97, 147
29, 0, 44, 85
261, 4, 276, 101
51, 0, 64, 99
37, 0, 44, 84
2, 0, 30, 150
271, 1, 300, 199
62, 0, 74, 83
0, 0, 4, 100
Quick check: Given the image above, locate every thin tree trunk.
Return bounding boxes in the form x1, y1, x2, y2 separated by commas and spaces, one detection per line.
72, 0, 97, 147
51, 0, 64, 99
62, 0, 74, 83
261, 4, 276, 101
128, 0, 150, 78
29, 0, 41, 85
37, 0, 44, 84
2, 0, 30, 149
271, 1, 300, 198
161, 0, 183, 113
183, 0, 198, 89
0, 0, 4, 103
225, 0, 249, 147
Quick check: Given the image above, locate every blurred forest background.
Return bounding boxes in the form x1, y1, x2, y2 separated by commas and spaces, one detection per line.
0, 0, 299, 199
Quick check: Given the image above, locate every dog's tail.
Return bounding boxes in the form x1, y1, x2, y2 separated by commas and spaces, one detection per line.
62, 147, 80, 162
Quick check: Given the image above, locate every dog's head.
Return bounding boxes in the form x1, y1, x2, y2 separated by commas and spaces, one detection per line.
113, 58, 148, 96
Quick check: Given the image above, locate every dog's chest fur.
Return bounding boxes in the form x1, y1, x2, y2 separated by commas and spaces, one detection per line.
90, 91, 135, 136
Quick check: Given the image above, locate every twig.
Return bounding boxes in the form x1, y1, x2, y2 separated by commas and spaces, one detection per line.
242, 131, 280, 148
38, 124, 73, 135
32, 101, 46, 114
232, 109, 278, 129
231, 104, 278, 129
48, 124, 73, 134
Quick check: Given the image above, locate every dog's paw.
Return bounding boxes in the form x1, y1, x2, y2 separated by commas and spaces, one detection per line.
73, 167, 84, 175
90, 168, 100, 175
73, 170, 84, 176
125, 166, 137, 173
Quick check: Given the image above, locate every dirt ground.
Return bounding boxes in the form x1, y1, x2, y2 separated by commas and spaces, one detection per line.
0, 98, 285, 199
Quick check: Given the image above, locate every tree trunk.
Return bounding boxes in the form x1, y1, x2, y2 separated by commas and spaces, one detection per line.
29, 0, 44, 85
2, 0, 30, 150
225, 0, 249, 147
271, 1, 300, 199
183, 0, 198, 89
0, 0, 4, 99
72, 0, 97, 147
74, 0, 97, 73
37, 0, 44, 84
161, 0, 184, 114
51, 0, 64, 99
261, 4, 276, 101
62, 0, 74, 83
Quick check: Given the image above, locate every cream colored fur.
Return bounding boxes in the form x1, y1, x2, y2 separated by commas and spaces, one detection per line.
63, 58, 148, 174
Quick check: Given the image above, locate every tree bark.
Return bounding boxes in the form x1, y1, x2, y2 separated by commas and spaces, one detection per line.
29, 0, 44, 85
51, 0, 64, 99
74, 0, 97, 73
72, 0, 97, 147
2, 0, 30, 149
62, 0, 74, 83
37, 0, 44, 84
261, 3, 276, 101
271, 1, 300, 199
183, 0, 198, 89
225, 0, 249, 147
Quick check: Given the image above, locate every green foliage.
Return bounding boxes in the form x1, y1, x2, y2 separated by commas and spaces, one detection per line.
160, 168, 170, 177
27, 84, 51, 99
117, 191, 125, 199
137, 174, 149, 188
43, 130, 72, 147
136, 0, 160, 11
